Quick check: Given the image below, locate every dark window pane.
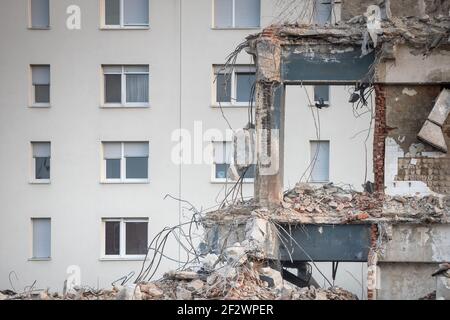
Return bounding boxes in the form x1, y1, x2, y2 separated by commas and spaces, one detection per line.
35, 157, 50, 179
236, 72, 255, 102
314, 85, 330, 104
214, 0, 233, 28
126, 157, 148, 179
126, 222, 148, 255
314, 1, 332, 26
215, 163, 230, 179
31, 0, 50, 28
106, 159, 121, 179
124, 0, 149, 26
105, 221, 120, 255
105, 74, 122, 103
216, 74, 231, 102
105, 0, 120, 25
242, 164, 256, 179
126, 74, 149, 103
35, 85, 50, 103
235, 0, 260, 28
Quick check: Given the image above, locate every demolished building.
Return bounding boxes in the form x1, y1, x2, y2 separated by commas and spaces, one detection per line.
202, 1, 450, 300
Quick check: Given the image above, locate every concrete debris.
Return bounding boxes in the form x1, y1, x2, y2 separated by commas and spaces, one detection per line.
176, 286, 193, 300
258, 267, 283, 290
224, 243, 247, 265
278, 182, 449, 224
116, 284, 142, 300
165, 270, 200, 281
139, 283, 164, 298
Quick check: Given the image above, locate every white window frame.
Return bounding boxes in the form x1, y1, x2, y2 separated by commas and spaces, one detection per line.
101, 218, 149, 260
101, 0, 150, 29
30, 141, 51, 184
313, 85, 330, 107
211, 141, 254, 184
212, 0, 261, 29
29, 65, 51, 108
313, 0, 342, 25
101, 141, 149, 184
309, 140, 330, 183
102, 65, 150, 108
212, 65, 256, 108
28, 0, 51, 30
30, 217, 52, 261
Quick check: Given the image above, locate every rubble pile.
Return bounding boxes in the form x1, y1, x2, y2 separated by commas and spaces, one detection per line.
280, 183, 449, 223
0, 262, 357, 301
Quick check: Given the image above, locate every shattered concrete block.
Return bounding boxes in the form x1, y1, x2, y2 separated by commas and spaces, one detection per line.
428, 89, 450, 126
224, 243, 247, 265
187, 279, 204, 292
258, 267, 283, 290
165, 270, 199, 281
116, 284, 142, 300
418, 120, 447, 152
176, 286, 192, 300
200, 253, 220, 271
139, 283, 164, 298
0, 292, 7, 300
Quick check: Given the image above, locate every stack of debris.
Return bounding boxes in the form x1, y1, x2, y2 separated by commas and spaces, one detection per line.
0, 259, 357, 301
280, 183, 449, 224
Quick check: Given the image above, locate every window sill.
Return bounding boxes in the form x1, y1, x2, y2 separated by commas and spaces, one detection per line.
28, 258, 51, 261
28, 27, 51, 30
211, 27, 260, 30
100, 104, 150, 109
99, 257, 146, 261
29, 103, 51, 108
100, 26, 149, 30
101, 180, 149, 184
211, 104, 252, 109
30, 180, 51, 184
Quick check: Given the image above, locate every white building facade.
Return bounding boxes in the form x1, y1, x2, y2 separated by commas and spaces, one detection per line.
0, 0, 372, 297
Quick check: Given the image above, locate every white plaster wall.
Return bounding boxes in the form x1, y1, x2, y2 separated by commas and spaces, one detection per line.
0, 0, 367, 296
284, 85, 375, 191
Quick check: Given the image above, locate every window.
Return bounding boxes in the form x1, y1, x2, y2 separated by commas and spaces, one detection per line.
314, 85, 330, 107
103, 0, 149, 28
103, 65, 149, 107
310, 141, 330, 182
31, 218, 51, 259
102, 142, 149, 182
214, 65, 255, 106
30, 0, 50, 29
31, 65, 50, 106
31, 142, 51, 182
314, 0, 337, 26
212, 141, 255, 182
213, 0, 260, 28
103, 218, 148, 258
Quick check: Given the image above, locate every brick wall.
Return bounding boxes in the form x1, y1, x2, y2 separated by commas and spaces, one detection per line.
373, 85, 387, 193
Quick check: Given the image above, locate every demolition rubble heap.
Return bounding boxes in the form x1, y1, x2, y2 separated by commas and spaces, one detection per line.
1, 260, 357, 300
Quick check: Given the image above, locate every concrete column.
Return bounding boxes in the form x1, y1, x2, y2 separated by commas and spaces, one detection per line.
252, 31, 284, 207
254, 82, 285, 207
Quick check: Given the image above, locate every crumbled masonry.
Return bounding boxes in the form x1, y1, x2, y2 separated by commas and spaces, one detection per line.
0, 261, 357, 300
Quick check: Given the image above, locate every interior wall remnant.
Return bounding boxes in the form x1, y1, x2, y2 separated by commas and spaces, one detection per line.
384, 85, 450, 195
377, 262, 439, 300
374, 85, 387, 193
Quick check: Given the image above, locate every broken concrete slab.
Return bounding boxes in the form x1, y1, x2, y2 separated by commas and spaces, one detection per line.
428, 89, 450, 125
418, 119, 447, 152
116, 284, 142, 300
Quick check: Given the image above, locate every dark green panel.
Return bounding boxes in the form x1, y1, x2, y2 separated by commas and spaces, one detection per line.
279, 224, 372, 262
281, 46, 375, 82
